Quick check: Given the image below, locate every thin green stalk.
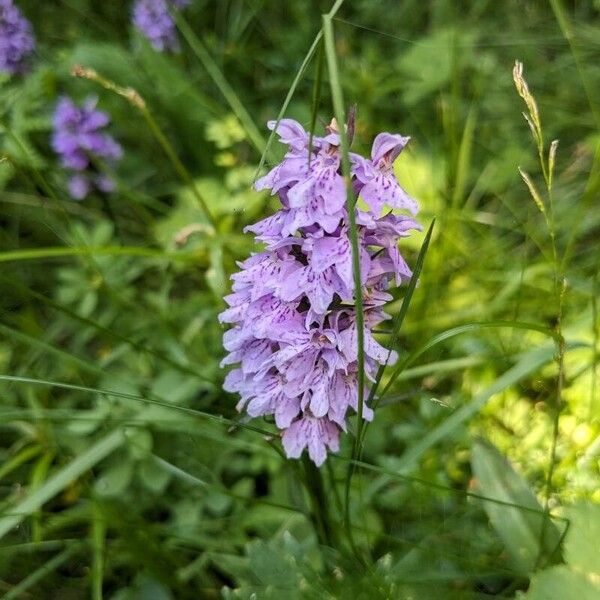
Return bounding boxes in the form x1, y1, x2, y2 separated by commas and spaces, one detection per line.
91, 502, 105, 600
513, 63, 567, 568
322, 14, 367, 565
591, 271, 598, 419
72, 65, 216, 231
139, 102, 216, 230
537, 133, 565, 566
0, 245, 195, 263
322, 15, 365, 465
308, 38, 325, 168
254, 0, 345, 179
2, 544, 81, 600
301, 456, 337, 549
325, 460, 343, 518
0, 374, 276, 439
549, 0, 600, 129
173, 11, 265, 155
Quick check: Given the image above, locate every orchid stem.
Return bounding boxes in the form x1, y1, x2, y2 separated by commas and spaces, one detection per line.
301, 456, 337, 551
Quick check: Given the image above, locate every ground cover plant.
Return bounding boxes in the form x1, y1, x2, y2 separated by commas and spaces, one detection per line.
0, 0, 599, 598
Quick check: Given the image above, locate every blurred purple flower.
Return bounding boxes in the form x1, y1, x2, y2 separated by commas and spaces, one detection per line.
0, 0, 35, 75
132, 0, 190, 52
51, 96, 122, 200
219, 117, 420, 465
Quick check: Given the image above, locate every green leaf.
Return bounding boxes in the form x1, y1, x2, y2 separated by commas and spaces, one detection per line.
471, 438, 562, 573
563, 503, 600, 575
137, 459, 171, 494
126, 428, 153, 461
204, 491, 233, 517
521, 566, 600, 600
94, 457, 134, 497
369, 218, 436, 410
206, 243, 227, 298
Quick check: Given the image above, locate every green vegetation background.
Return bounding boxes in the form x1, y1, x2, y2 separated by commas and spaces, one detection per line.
0, 0, 599, 598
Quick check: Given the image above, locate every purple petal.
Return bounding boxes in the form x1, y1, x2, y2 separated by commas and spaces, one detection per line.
371, 132, 410, 164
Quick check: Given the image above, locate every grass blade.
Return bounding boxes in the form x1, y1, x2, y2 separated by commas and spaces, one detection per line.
322, 13, 365, 456
307, 38, 325, 167
0, 430, 125, 540
379, 319, 560, 399
173, 12, 265, 155
0, 375, 274, 438
254, 0, 346, 179
2, 544, 81, 600
0, 246, 196, 263
91, 502, 105, 600
391, 343, 556, 472
322, 12, 368, 562
72, 66, 216, 229
368, 219, 436, 409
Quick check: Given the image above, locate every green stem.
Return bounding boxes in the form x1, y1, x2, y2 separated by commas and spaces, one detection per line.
326, 459, 343, 517
307, 38, 325, 168
72, 65, 217, 231
322, 15, 367, 558
549, 0, 600, 129
173, 11, 266, 156
138, 106, 217, 231
301, 456, 336, 549
254, 0, 346, 179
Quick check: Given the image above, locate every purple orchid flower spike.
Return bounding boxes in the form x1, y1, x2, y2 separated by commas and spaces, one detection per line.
132, 0, 190, 53
51, 96, 122, 200
0, 0, 36, 75
352, 132, 418, 216
219, 115, 420, 465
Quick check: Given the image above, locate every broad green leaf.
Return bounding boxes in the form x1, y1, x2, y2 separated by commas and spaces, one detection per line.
520, 502, 600, 599
94, 457, 133, 498
521, 565, 600, 600
138, 459, 171, 494
247, 540, 300, 593
471, 438, 562, 572
563, 503, 600, 575
393, 343, 555, 471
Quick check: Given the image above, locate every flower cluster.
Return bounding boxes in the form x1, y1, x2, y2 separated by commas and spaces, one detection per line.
51, 96, 122, 200
0, 0, 35, 75
219, 117, 421, 465
132, 0, 190, 52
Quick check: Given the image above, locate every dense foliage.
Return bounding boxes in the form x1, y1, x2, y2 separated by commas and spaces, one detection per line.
0, 1, 599, 598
